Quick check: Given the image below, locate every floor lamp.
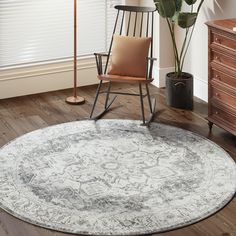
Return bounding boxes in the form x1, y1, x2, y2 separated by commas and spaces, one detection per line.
66, 0, 85, 105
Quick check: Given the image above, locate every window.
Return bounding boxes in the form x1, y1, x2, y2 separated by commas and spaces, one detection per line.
0, 0, 122, 68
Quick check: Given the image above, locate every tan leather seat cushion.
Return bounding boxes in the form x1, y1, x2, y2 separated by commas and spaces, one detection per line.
108, 35, 151, 78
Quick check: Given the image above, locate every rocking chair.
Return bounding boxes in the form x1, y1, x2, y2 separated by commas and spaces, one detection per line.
90, 5, 157, 126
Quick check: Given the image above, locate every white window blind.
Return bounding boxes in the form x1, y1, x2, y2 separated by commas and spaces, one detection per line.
0, 0, 122, 68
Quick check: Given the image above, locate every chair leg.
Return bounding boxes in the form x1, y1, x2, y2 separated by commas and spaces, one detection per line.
145, 83, 156, 125
90, 80, 103, 119
105, 82, 112, 109
146, 84, 153, 113
90, 80, 117, 120
139, 84, 146, 125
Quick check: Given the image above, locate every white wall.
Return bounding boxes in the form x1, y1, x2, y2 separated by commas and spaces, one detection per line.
177, 0, 236, 101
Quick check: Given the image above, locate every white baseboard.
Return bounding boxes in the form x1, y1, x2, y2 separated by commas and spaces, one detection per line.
1, 60, 208, 102
0, 58, 98, 99
152, 66, 175, 88
193, 76, 208, 102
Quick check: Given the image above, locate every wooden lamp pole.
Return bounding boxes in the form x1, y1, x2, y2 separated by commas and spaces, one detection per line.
66, 0, 85, 105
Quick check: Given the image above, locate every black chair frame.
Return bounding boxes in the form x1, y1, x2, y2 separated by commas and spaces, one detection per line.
90, 5, 157, 126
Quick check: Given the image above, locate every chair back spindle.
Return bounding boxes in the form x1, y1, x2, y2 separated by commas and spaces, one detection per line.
104, 5, 156, 74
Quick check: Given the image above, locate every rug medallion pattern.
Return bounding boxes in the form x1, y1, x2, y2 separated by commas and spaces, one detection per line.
0, 120, 235, 235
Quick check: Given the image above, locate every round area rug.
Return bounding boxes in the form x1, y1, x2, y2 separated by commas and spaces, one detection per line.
0, 120, 235, 236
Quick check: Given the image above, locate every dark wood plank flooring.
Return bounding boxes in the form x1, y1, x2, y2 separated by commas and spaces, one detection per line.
0, 83, 235, 236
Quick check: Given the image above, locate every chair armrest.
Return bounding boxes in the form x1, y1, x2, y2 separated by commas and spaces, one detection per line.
147, 57, 157, 61
146, 57, 157, 79
94, 53, 110, 75
94, 53, 109, 57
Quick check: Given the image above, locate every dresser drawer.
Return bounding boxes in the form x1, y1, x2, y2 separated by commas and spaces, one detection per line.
211, 86, 236, 109
212, 32, 236, 52
207, 19, 236, 135
211, 66, 236, 88
211, 105, 236, 127
211, 50, 236, 70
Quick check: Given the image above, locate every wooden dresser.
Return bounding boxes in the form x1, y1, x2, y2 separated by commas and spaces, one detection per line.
206, 19, 236, 135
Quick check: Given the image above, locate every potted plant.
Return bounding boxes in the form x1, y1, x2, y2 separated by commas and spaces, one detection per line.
154, 0, 205, 110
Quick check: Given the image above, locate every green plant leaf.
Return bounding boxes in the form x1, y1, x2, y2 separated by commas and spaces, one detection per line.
175, 0, 182, 12
171, 0, 182, 22
171, 12, 179, 23
154, 0, 176, 18
153, 0, 205, 75
178, 12, 198, 28
184, 0, 197, 5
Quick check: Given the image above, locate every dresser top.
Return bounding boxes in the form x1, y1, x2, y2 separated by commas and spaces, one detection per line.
206, 18, 236, 35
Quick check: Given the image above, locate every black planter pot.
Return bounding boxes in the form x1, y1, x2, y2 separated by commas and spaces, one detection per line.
166, 72, 193, 110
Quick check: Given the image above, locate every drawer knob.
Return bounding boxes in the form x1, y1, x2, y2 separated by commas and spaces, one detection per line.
215, 111, 219, 115
215, 37, 221, 44
215, 93, 220, 97
215, 56, 220, 62
215, 74, 221, 80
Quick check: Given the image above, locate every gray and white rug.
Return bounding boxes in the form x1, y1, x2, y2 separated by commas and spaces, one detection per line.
0, 120, 235, 236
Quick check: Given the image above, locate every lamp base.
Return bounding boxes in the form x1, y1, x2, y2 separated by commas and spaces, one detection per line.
66, 96, 85, 105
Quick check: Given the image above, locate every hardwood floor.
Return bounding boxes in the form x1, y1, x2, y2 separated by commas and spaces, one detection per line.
0, 83, 235, 236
